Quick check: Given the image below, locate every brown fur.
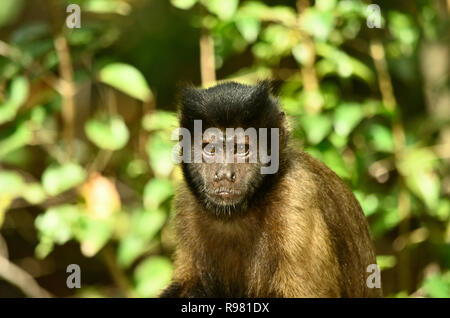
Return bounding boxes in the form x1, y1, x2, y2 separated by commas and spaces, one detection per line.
161, 82, 381, 298
161, 145, 382, 298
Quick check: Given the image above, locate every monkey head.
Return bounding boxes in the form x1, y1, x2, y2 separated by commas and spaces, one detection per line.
178, 81, 289, 217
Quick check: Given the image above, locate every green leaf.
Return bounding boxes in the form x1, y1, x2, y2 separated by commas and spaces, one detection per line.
42, 163, 87, 196
388, 11, 419, 47
35, 205, 81, 249
398, 148, 437, 175
322, 147, 351, 179
315, 0, 337, 11
75, 216, 113, 257
422, 274, 450, 298
99, 63, 152, 102
261, 24, 292, 54
371, 196, 400, 237
147, 134, 175, 178
85, 116, 130, 150
117, 235, 147, 268
170, 0, 198, 10
354, 191, 379, 217
0, 171, 25, 225
406, 170, 440, 210
0, 122, 33, 160
292, 43, 313, 66
300, 8, 334, 40
0, 170, 26, 199
142, 111, 178, 132
9, 76, 29, 106
83, 0, 131, 15
366, 125, 395, 153
266, 6, 297, 26
134, 208, 166, 240
134, 256, 173, 297
143, 178, 174, 210
398, 148, 440, 209
0, 0, 25, 27
117, 208, 166, 268
0, 76, 30, 124
376, 255, 396, 270
333, 103, 365, 137
300, 114, 332, 145
201, 0, 239, 21
235, 16, 260, 43
23, 183, 47, 204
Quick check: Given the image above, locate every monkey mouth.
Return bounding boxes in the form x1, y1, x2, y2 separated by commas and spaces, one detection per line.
208, 188, 242, 201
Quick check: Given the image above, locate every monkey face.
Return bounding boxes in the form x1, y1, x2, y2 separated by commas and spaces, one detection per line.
182, 129, 266, 216
178, 81, 287, 217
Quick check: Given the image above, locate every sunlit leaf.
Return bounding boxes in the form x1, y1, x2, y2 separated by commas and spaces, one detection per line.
316, 0, 337, 11
0, 170, 26, 199
388, 11, 419, 48
405, 170, 440, 210
170, 0, 198, 10
35, 205, 81, 253
376, 255, 396, 270
42, 163, 87, 196
398, 148, 439, 209
75, 216, 113, 257
134, 256, 173, 297
83, 0, 131, 15
99, 63, 152, 102
0, 122, 33, 160
0, 76, 30, 124
300, 114, 332, 145
235, 16, 260, 43
117, 208, 166, 268
292, 43, 313, 66
422, 274, 450, 298
0, 0, 25, 27
0, 171, 24, 225
143, 178, 174, 210
366, 125, 395, 153
147, 134, 175, 178
117, 235, 147, 268
333, 103, 365, 137
142, 111, 178, 132
354, 191, 379, 217
202, 0, 239, 21
23, 183, 47, 204
85, 116, 130, 150
371, 196, 400, 237
322, 147, 351, 179
300, 8, 335, 40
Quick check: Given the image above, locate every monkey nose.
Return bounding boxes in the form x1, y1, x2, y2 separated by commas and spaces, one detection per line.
214, 170, 236, 182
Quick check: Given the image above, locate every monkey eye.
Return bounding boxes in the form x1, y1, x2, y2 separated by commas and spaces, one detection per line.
202, 143, 216, 156
235, 143, 249, 156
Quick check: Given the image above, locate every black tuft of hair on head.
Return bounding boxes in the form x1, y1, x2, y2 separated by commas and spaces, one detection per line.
180, 81, 282, 130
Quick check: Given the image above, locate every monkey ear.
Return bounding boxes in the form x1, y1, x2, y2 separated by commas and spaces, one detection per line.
256, 80, 272, 95
248, 80, 271, 108
180, 86, 205, 117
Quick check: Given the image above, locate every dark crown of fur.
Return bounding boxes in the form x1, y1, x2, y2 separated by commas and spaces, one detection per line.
180, 81, 282, 130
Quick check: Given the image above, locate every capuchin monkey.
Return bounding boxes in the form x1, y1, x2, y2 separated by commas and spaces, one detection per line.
160, 81, 382, 298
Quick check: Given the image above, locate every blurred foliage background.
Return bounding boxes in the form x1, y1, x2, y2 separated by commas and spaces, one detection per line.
0, 0, 449, 298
